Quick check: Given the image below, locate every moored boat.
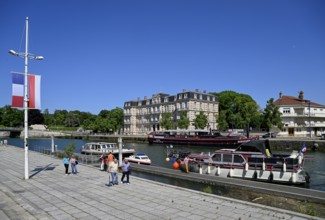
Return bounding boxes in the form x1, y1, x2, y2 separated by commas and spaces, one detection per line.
124, 153, 151, 165
148, 129, 259, 147
167, 140, 310, 185
81, 142, 135, 158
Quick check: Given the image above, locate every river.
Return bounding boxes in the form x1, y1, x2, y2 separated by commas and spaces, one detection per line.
3, 137, 325, 192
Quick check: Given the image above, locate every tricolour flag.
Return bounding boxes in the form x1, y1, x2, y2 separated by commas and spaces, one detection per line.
12, 72, 41, 109
299, 143, 307, 154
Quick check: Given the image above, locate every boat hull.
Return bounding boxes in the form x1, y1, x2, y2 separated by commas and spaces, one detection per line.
148, 136, 258, 146
185, 163, 308, 184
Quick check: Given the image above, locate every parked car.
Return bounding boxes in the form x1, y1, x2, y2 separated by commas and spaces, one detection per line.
262, 132, 276, 138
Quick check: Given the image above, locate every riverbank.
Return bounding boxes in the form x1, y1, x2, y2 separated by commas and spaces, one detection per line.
25, 130, 325, 152
1, 129, 324, 151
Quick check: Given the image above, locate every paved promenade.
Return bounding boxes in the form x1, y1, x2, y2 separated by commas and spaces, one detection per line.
0, 145, 321, 220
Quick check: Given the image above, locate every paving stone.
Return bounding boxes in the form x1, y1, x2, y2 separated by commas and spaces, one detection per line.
0, 146, 320, 220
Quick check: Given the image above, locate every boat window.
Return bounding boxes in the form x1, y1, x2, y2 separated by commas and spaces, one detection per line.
233, 155, 244, 163
223, 154, 232, 163
135, 157, 140, 159
212, 154, 221, 162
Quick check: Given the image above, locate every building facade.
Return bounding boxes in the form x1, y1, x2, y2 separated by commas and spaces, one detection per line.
123, 90, 218, 135
274, 91, 325, 137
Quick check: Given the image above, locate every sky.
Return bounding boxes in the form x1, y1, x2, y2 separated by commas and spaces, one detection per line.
1, 0, 324, 114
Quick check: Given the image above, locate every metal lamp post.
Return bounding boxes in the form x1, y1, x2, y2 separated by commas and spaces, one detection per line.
9, 17, 43, 180
309, 100, 311, 138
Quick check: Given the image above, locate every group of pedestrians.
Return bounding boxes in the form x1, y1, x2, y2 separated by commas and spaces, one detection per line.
64, 152, 132, 185
106, 152, 132, 186
63, 154, 79, 175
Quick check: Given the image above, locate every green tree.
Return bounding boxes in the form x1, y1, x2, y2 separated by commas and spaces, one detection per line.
29, 109, 44, 125
193, 111, 208, 129
177, 111, 190, 129
109, 108, 124, 134
54, 110, 68, 126
0, 105, 23, 127
262, 98, 283, 131
213, 91, 261, 135
65, 111, 80, 127
216, 111, 228, 130
64, 142, 76, 157
43, 108, 53, 128
160, 112, 174, 130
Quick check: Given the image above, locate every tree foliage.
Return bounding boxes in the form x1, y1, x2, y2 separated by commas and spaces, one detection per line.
177, 111, 190, 129
160, 112, 174, 130
262, 98, 283, 131
192, 111, 208, 129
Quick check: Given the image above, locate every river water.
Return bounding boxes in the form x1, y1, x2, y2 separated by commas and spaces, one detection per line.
4, 137, 325, 192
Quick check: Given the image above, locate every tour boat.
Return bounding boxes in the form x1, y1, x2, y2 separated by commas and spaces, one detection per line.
81, 142, 135, 157
167, 140, 310, 185
148, 129, 259, 147
124, 153, 151, 165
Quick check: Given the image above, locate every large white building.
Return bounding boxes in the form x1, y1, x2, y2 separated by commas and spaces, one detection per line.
123, 90, 218, 135
274, 91, 325, 137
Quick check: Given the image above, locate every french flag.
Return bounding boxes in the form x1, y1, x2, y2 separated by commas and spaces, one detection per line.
300, 144, 307, 154
12, 73, 41, 109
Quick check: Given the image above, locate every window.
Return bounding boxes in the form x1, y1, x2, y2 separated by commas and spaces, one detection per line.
233, 155, 244, 163
283, 108, 290, 114
223, 154, 232, 163
212, 154, 221, 162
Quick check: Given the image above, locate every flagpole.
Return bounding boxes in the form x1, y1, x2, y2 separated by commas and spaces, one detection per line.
24, 17, 29, 180
9, 17, 44, 180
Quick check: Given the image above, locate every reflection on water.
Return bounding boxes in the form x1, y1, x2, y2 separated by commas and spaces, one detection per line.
4, 137, 325, 191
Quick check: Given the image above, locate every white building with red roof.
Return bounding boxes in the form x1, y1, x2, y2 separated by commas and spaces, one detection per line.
274, 91, 325, 137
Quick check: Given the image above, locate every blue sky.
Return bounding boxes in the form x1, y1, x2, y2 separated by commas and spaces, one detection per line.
1, 0, 324, 114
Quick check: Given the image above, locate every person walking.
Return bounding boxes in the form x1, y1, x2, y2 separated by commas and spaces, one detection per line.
70, 155, 78, 174
63, 155, 70, 175
121, 159, 131, 184
108, 159, 119, 185
107, 152, 115, 167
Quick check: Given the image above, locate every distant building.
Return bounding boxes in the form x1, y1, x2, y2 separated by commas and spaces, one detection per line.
123, 89, 218, 135
274, 91, 325, 137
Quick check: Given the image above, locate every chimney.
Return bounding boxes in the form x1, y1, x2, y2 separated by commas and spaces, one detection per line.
279, 91, 282, 99
298, 91, 304, 100
144, 96, 147, 100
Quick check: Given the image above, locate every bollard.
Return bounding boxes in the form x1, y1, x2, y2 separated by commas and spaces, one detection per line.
207, 164, 211, 174
199, 165, 202, 174
229, 168, 233, 177
291, 172, 297, 183
217, 166, 220, 176
245, 162, 248, 171
298, 155, 302, 165
262, 161, 265, 171
283, 162, 286, 172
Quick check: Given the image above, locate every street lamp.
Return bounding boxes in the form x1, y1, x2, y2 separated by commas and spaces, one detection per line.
9, 17, 44, 180
308, 100, 311, 138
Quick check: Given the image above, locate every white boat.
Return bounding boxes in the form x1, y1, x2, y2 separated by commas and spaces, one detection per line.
125, 153, 151, 165
167, 140, 310, 185
81, 142, 135, 157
